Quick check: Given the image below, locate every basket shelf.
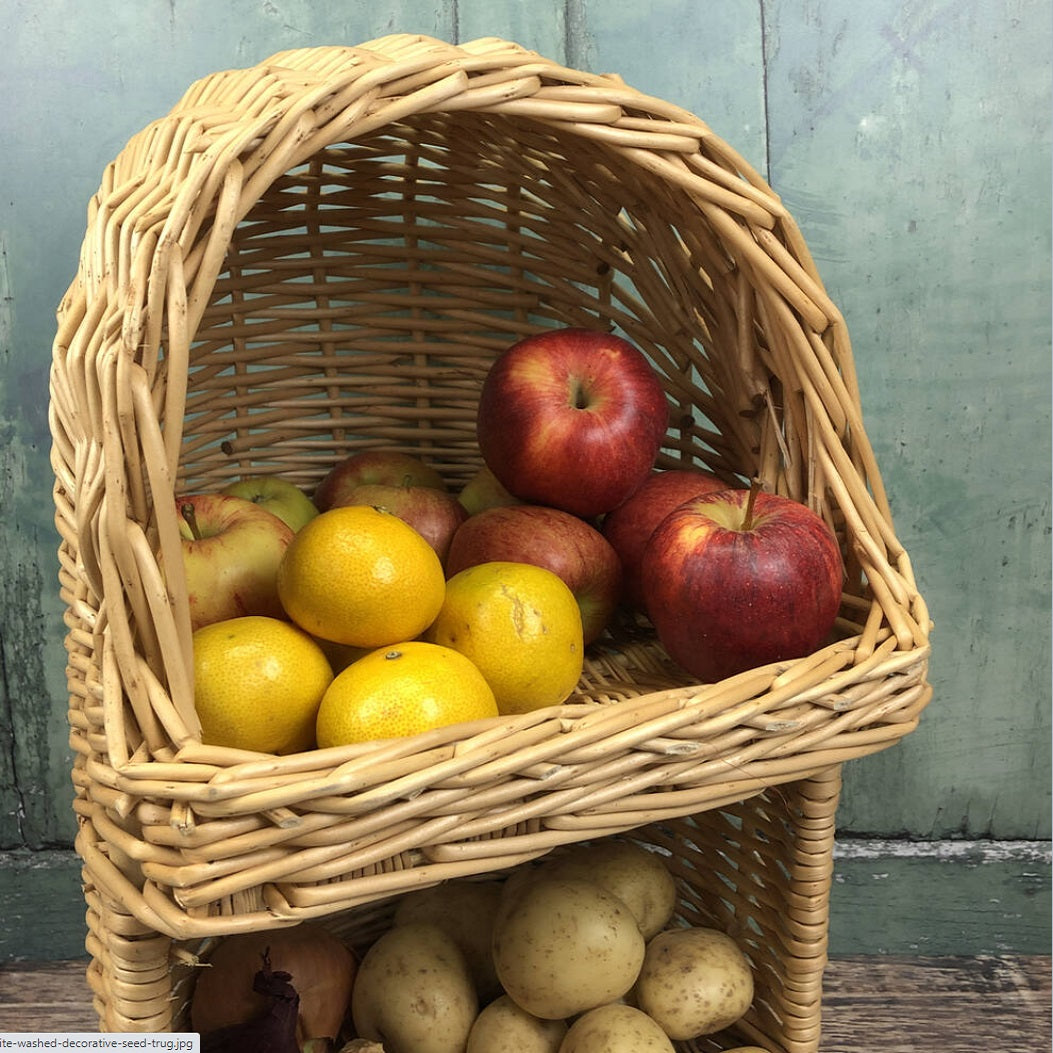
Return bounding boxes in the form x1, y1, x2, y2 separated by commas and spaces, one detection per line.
49, 34, 931, 1048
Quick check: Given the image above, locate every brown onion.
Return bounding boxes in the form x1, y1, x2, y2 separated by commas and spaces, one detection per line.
191, 924, 357, 1048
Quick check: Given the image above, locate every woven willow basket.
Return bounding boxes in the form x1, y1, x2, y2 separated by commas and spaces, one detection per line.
49, 34, 931, 1049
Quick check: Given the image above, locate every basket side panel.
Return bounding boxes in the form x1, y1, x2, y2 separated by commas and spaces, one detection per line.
640, 765, 841, 1053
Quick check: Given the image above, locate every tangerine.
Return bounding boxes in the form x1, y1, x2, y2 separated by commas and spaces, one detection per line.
192, 616, 333, 754
426, 561, 584, 715
316, 641, 498, 746
277, 504, 445, 647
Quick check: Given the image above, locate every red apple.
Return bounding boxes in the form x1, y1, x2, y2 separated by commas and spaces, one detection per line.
314, 450, 446, 511
602, 468, 732, 608
175, 493, 295, 632
222, 475, 319, 532
457, 464, 524, 516
641, 486, 844, 682
475, 327, 669, 518
334, 482, 469, 563
445, 504, 623, 644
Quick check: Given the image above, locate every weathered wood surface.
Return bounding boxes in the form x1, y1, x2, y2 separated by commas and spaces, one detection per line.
819, 956, 1052, 1052
0, 957, 1049, 1051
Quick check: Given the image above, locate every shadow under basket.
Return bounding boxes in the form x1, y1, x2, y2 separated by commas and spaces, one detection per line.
49, 34, 932, 1052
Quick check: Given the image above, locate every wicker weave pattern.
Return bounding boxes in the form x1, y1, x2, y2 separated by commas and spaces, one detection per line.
88, 768, 843, 1050
49, 35, 931, 1045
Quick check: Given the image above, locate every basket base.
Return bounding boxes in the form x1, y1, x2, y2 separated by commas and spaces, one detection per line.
80, 766, 843, 1053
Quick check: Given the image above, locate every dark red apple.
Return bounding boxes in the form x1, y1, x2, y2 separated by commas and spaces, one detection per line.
445, 504, 623, 645
602, 467, 732, 608
314, 450, 445, 511
334, 482, 469, 564
641, 486, 844, 682
475, 327, 669, 518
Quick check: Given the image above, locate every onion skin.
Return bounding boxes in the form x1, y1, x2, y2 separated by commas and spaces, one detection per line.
191, 924, 357, 1048
199, 954, 300, 1053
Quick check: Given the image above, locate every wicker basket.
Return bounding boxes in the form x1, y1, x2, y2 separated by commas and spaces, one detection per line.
49, 34, 931, 1050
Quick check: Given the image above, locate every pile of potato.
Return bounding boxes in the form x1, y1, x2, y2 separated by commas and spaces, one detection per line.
348, 841, 765, 1053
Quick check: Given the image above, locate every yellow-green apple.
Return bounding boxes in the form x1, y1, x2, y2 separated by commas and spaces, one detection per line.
221, 475, 319, 532
445, 504, 622, 644
475, 327, 669, 518
314, 450, 445, 511
641, 486, 843, 682
601, 467, 732, 608
332, 482, 469, 564
176, 493, 294, 631
457, 464, 524, 516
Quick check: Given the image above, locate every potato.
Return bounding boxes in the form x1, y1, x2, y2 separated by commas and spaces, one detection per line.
559, 1003, 675, 1053
351, 921, 477, 1053
392, 878, 504, 1001
632, 926, 754, 1039
466, 994, 568, 1053
492, 877, 646, 1019
494, 857, 542, 920
537, 840, 678, 939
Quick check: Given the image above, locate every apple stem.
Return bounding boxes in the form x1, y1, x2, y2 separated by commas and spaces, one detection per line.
180, 502, 203, 541
742, 479, 762, 531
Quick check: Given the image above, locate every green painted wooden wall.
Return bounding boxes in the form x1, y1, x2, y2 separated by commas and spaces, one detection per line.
0, 0, 1049, 958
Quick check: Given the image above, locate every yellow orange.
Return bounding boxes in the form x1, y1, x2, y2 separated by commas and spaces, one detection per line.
426, 561, 584, 715
192, 616, 333, 754
276, 504, 445, 647
316, 641, 498, 747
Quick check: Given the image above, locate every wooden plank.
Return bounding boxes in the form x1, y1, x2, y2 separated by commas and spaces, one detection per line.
760, 0, 1053, 840
0, 963, 95, 1035
821, 956, 1052, 1053
0, 852, 87, 963
0, 221, 76, 851
0, 956, 1049, 1049
829, 840, 1052, 956
1, 844, 1049, 963
575, 0, 769, 169
455, 1, 569, 56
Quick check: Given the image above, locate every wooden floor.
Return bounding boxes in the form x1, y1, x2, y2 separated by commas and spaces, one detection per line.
0, 956, 1049, 1051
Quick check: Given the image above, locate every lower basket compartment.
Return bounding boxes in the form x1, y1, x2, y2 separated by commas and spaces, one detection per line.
83, 766, 842, 1053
